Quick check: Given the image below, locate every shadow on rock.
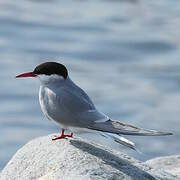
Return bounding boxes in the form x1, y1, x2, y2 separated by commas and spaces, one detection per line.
70, 139, 156, 180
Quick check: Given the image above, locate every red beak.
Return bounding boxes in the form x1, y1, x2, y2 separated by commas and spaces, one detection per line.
16, 72, 37, 78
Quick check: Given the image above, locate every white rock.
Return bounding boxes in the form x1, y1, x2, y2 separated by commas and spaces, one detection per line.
146, 155, 180, 179
0, 135, 177, 180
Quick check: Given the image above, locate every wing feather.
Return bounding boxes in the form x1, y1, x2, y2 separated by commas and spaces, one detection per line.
89, 120, 172, 136
54, 86, 109, 127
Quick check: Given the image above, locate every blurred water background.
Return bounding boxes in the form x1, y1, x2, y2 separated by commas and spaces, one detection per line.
0, 0, 180, 170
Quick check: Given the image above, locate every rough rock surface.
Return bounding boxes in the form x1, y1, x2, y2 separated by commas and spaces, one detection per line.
146, 155, 180, 179
0, 135, 177, 180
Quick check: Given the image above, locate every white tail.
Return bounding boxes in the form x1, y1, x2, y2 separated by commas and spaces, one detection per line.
100, 132, 137, 150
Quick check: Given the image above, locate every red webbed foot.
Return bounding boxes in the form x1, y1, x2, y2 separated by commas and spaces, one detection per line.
52, 129, 73, 141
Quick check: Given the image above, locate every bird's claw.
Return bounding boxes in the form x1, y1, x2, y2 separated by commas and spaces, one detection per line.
52, 132, 73, 141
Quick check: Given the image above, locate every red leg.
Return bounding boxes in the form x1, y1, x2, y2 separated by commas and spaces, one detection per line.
52, 129, 73, 141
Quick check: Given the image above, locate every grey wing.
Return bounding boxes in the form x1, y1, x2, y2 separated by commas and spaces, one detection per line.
56, 87, 109, 127
55, 86, 172, 136
88, 120, 173, 136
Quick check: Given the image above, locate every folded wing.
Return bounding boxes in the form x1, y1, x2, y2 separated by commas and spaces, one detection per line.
89, 120, 173, 136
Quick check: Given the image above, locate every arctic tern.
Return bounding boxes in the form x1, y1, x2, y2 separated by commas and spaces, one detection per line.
16, 62, 172, 150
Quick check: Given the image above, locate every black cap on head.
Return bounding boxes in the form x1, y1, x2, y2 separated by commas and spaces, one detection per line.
33, 62, 68, 79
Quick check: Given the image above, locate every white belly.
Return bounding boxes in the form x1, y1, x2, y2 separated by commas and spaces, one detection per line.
39, 86, 67, 129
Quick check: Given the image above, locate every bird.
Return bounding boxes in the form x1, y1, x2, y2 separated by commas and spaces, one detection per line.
16, 62, 172, 150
